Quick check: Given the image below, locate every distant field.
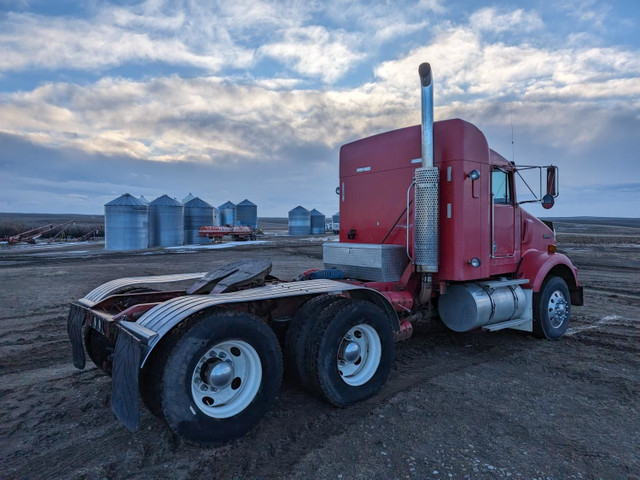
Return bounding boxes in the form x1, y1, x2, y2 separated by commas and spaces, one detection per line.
542, 216, 640, 229
1, 212, 638, 239
0, 212, 292, 238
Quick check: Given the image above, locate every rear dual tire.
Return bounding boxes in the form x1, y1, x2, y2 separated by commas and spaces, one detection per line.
284, 295, 349, 388
143, 311, 282, 445
287, 297, 394, 407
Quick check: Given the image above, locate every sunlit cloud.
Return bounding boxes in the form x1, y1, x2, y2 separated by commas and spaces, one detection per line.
0, 0, 638, 216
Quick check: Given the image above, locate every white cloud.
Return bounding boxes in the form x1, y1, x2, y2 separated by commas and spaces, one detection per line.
259, 26, 364, 83
374, 23, 640, 103
0, 0, 443, 83
556, 0, 612, 31
470, 7, 543, 33
0, 11, 245, 73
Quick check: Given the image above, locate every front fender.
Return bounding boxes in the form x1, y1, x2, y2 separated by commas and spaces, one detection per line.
517, 249, 580, 293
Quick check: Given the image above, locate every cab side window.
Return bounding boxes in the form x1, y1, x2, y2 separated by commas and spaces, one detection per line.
492, 169, 512, 204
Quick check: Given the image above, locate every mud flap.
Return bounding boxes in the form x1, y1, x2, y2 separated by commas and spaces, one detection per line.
67, 304, 86, 370
570, 285, 584, 306
111, 329, 142, 432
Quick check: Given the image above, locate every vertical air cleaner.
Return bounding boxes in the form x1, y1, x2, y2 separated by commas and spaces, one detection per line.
414, 63, 439, 272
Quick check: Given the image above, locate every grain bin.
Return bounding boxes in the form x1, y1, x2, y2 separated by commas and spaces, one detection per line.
182, 192, 196, 204
149, 195, 184, 247
310, 209, 325, 234
184, 197, 215, 244
218, 201, 236, 226
332, 212, 340, 233
236, 199, 257, 229
288, 206, 310, 236
104, 193, 149, 251
138, 195, 150, 205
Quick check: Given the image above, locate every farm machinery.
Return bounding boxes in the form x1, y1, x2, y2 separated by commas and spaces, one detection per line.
67, 63, 583, 444
3, 220, 74, 245
199, 225, 258, 242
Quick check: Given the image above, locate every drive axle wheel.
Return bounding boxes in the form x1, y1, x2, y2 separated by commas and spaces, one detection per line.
533, 276, 571, 340
284, 295, 348, 388
337, 324, 381, 386
305, 300, 394, 407
156, 311, 282, 445
191, 340, 262, 418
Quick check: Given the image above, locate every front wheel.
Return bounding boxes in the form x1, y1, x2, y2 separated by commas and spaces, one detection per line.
533, 276, 571, 339
157, 311, 283, 444
305, 300, 394, 406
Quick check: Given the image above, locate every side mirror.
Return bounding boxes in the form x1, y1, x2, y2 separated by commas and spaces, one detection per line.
541, 194, 555, 209
546, 166, 557, 197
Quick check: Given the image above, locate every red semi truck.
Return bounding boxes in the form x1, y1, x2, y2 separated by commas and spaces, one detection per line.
67, 63, 583, 444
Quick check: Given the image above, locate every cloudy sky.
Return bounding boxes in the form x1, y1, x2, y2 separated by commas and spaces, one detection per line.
0, 0, 638, 218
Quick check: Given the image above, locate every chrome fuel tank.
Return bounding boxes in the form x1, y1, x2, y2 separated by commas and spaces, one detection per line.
438, 280, 528, 332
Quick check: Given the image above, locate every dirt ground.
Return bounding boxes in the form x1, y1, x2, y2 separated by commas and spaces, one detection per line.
0, 223, 638, 480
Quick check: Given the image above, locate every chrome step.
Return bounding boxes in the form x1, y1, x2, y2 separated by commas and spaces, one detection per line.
482, 317, 532, 332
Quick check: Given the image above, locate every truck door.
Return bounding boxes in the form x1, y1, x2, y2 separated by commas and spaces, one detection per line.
491, 168, 517, 258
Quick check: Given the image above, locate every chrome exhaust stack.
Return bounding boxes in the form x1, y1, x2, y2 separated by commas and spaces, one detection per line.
419, 62, 434, 168
413, 62, 439, 273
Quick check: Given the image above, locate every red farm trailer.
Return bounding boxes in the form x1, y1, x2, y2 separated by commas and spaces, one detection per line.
67, 63, 583, 444
199, 225, 257, 242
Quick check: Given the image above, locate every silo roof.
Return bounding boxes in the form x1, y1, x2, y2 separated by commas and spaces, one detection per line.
310, 209, 324, 216
185, 197, 213, 208
182, 192, 196, 203
150, 194, 183, 206
237, 199, 256, 206
289, 206, 309, 214
105, 193, 147, 207
218, 201, 236, 209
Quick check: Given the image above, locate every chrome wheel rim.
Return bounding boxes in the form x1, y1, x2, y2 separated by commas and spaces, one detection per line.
548, 290, 569, 329
337, 324, 381, 386
191, 340, 262, 418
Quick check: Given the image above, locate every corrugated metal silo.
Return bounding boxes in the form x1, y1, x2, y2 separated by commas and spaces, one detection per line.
104, 193, 149, 251
288, 206, 311, 236
310, 209, 325, 234
182, 192, 196, 204
149, 195, 184, 247
218, 201, 236, 226
184, 197, 215, 244
236, 199, 257, 228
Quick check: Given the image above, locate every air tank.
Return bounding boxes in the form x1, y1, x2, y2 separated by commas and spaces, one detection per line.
218, 201, 236, 226
184, 197, 215, 244
236, 199, 257, 229
310, 209, 325, 234
288, 206, 310, 235
149, 195, 184, 247
104, 193, 149, 251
